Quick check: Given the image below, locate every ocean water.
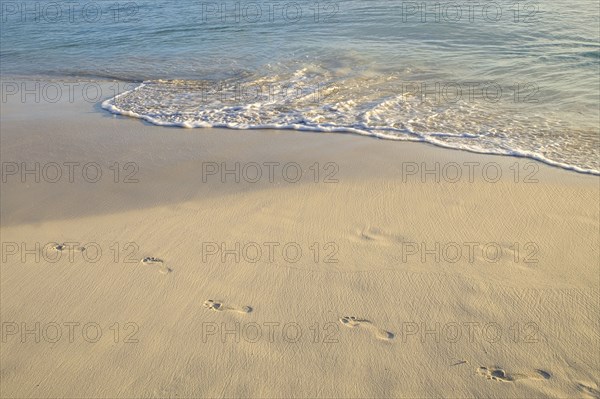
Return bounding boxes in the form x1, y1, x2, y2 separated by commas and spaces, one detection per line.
1, 0, 599, 173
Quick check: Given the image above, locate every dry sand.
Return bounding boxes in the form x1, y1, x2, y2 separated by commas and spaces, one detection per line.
1, 81, 599, 398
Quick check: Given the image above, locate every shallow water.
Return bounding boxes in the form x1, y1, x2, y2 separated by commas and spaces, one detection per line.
2, 0, 599, 172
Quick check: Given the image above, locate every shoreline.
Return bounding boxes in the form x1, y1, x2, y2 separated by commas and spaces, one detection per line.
3, 76, 598, 176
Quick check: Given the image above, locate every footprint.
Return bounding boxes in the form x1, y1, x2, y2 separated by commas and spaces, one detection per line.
476, 366, 551, 382
52, 243, 67, 251
339, 316, 394, 341
450, 360, 469, 367
141, 257, 172, 274
359, 226, 383, 241
203, 300, 252, 314
352, 226, 404, 246
50, 242, 86, 252
579, 383, 600, 399
534, 369, 552, 380
477, 366, 517, 382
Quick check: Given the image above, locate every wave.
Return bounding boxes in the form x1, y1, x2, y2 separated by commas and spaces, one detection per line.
101, 68, 599, 175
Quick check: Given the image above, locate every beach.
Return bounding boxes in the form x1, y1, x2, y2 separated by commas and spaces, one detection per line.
1, 80, 598, 398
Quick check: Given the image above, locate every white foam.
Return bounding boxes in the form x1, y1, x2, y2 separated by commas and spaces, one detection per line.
102, 78, 599, 176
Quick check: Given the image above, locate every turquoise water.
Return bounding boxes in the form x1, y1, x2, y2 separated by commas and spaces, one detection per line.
2, 0, 599, 172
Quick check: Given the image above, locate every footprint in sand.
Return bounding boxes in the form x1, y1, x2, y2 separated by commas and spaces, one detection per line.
339, 316, 394, 341
476, 366, 551, 382
352, 226, 404, 246
50, 242, 86, 252
141, 257, 172, 274
203, 300, 252, 314
578, 383, 600, 399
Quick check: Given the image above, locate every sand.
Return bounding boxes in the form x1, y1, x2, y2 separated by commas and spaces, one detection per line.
1, 81, 599, 398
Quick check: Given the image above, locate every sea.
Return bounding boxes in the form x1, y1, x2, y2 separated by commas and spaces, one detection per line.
1, 0, 599, 173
